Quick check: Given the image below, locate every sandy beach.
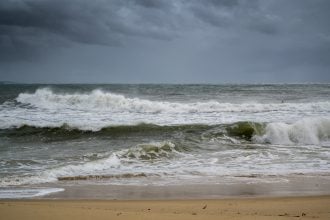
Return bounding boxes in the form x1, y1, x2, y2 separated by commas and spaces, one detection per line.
1, 196, 330, 220
1, 0, 330, 218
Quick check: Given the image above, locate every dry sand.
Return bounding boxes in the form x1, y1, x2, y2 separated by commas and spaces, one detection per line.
1, 196, 330, 220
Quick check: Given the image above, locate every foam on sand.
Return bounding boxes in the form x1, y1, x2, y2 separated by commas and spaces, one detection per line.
0, 188, 64, 199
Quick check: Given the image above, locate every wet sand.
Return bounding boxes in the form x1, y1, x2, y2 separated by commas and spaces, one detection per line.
1, 175, 330, 219
1, 196, 330, 220
43, 174, 330, 199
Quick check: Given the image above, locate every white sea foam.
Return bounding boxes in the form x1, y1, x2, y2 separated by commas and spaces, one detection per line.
0, 142, 179, 186
253, 118, 330, 145
0, 156, 121, 186
16, 88, 330, 114
1, 135, 329, 188
0, 188, 64, 199
0, 88, 326, 130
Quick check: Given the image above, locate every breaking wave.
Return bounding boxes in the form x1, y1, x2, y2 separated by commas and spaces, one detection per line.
1, 119, 329, 145
120, 141, 181, 160
16, 88, 330, 113
0, 141, 181, 186
253, 118, 330, 145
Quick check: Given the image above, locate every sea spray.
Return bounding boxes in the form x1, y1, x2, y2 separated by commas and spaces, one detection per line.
253, 118, 330, 145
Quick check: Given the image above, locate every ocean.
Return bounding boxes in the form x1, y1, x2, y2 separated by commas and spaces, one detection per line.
0, 84, 329, 199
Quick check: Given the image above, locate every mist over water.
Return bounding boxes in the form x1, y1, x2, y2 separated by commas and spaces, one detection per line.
0, 84, 330, 198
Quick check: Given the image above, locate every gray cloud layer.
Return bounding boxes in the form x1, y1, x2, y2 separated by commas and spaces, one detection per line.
0, 0, 329, 83
0, 0, 183, 57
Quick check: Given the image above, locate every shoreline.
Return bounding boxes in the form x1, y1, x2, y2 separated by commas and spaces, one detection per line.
1, 195, 330, 220
1, 174, 330, 200
36, 174, 330, 200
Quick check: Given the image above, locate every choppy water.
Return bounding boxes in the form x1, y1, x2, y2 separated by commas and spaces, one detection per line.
0, 84, 330, 198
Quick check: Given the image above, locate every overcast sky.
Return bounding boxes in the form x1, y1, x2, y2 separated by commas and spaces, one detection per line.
0, 0, 329, 83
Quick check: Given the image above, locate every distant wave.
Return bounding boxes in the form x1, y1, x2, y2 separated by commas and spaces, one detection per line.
0, 123, 214, 139
0, 87, 324, 131
16, 88, 330, 113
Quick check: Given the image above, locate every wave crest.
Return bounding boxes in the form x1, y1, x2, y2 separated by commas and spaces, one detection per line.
16, 88, 330, 114
0, 141, 179, 186
253, 118, 330, 145
16, 88, 176, 113
2, 119, 330, 145
119, 141, 180, 160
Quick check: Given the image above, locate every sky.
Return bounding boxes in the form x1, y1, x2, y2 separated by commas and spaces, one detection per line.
0, 0, 329, 84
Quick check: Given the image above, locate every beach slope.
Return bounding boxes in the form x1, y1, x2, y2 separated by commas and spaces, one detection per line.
1, 196, 330, 220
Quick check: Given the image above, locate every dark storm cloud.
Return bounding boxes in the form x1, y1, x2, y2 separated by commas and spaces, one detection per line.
0, 0, 180, 61
0, 0, 329, 83
187, 0, 279, 34
0, 0, 283, 61
132, 0, 171, 9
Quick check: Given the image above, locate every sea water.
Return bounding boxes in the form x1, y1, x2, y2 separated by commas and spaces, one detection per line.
0, 84, 329, 198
